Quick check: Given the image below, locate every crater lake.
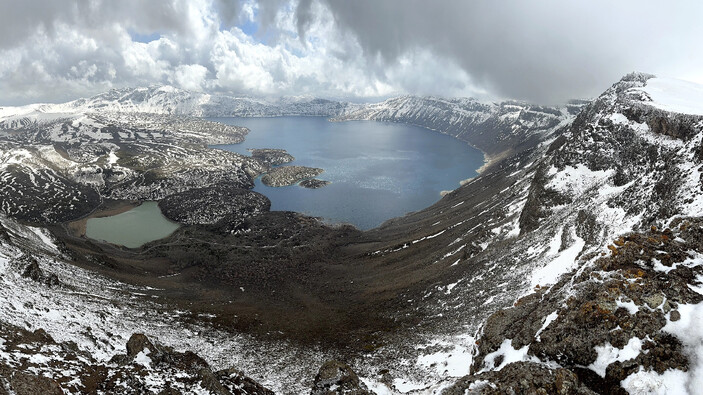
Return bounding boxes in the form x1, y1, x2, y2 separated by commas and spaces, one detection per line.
211, 117, 485, 230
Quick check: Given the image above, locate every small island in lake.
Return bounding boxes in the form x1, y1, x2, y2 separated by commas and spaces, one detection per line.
261, 165, 324, 187
299, 179, 330, 189
249, 148, 295, 166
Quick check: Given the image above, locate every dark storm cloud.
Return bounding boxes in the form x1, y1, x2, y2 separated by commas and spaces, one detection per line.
294, 0, 313, 42
213, 0, 240, 28
0, 0, 201, 49
311, 0, 703, 103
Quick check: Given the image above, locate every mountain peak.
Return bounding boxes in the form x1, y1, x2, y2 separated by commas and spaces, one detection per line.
620, 71, 656, 83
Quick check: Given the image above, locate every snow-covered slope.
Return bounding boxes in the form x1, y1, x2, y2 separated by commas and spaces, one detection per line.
0, 86, 360, 120
431, 73, 703, 393
635, 77, 703, 116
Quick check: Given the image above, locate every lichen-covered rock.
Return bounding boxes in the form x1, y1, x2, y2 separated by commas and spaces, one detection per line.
445, 362, 595, 395
458, 220, 703, 394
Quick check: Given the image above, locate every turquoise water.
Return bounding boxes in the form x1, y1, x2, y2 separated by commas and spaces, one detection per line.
85, 202, 180, 248
211, 117, 485, 230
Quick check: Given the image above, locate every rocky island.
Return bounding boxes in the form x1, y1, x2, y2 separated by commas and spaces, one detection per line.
299, 178, 330, 189
248, 148, 295, 166
260, 165, 324, 187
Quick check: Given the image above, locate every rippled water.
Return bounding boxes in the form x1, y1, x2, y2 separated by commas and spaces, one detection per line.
211, 117, 484, 229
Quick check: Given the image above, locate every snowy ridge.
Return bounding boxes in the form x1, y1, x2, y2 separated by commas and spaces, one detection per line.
352, 73, 703, 393
438, 73, 703, 393
0, 85, 361, 120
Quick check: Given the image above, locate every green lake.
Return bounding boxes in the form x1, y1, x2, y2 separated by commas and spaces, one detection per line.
85, 201, 180, 248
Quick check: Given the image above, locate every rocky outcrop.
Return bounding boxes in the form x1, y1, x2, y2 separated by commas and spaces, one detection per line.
158, 185, 270, 226
311, 360, 373, 395
453, 220, 703, 394
18, 255, 61, 287
0, 325, 273, 395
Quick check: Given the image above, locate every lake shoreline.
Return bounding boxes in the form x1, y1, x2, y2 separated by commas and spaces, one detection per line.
67, 200, 142, 238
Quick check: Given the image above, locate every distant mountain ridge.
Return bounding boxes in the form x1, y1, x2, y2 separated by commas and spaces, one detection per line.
1, 86, 584, 158
1, 85, 360, 118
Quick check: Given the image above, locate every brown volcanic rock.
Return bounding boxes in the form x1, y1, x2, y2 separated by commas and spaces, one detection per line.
311, 360, 373, 395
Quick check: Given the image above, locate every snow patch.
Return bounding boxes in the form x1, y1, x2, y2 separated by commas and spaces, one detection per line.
588, 337, 643, 378
621, 367, 688, 395
481, 339, 538, 372
535, 311, 558, 341
27, 226, 59, 253
392, 378, 427, 393
359, 378, 394, 395
660, 302, 703, 393
616, 298, 640, 315
637, 77, 703, 116
134, 348, 152, 369
531, 234, 585, 287
108, 150, 119, 165
547, 164, 613, 196
416, 335, 474, 377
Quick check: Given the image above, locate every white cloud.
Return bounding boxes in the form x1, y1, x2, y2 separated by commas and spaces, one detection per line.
0, 0, 491, 104
172, 64, 209, 91
1, 0, 699, 105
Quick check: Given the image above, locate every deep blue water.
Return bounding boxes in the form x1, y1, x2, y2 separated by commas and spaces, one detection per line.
210, 117, 484, 230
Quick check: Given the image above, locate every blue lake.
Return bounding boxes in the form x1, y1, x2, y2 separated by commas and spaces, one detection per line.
210, 117, 484, 230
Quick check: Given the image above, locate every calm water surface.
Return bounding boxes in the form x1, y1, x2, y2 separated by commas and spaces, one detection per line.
85, 202, 180, 248
211, 117, 485, 229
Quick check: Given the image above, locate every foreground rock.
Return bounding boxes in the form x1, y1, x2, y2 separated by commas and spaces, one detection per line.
447, 220, 703, 394
445, 362, 595, 394
0, 325, 273, 395
260, 165, 323, 187
311, 360, 373, 395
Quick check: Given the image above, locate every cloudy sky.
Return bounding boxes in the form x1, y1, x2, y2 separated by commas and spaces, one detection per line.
0, 0, 701, 105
